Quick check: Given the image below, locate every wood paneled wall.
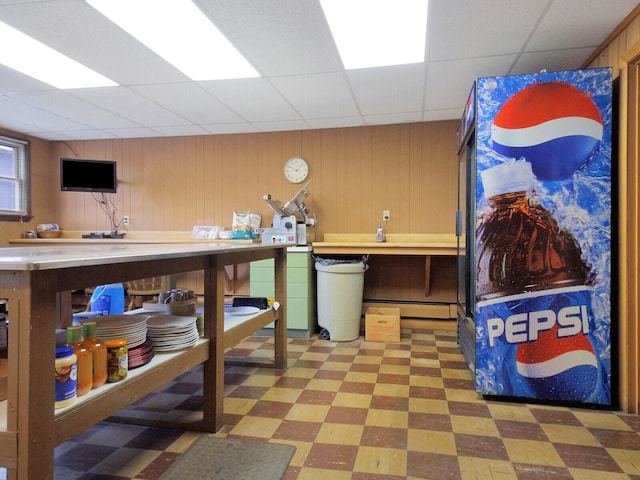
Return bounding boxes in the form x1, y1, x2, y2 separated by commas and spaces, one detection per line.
585, 5, 640, 414
48, 122, 458, 239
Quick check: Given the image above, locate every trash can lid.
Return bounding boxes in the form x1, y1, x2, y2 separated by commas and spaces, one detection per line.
315, 262, 368, 273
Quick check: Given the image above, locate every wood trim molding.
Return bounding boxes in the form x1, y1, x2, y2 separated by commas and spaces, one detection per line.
618, 40, 640, 414
582, 4, 640, 68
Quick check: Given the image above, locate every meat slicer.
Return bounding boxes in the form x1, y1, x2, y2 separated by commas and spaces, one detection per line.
260, 181, 316, 245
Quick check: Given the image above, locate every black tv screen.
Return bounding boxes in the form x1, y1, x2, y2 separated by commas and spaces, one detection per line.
60, 158, 117, 193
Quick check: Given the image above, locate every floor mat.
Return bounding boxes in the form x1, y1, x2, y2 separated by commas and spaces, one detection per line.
159, 435, 296, 480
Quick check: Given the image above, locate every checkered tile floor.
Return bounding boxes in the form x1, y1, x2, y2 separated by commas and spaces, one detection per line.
7, 328, 640, 479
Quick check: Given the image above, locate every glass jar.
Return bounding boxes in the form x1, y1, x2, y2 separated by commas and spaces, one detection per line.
105, 339, 128, 382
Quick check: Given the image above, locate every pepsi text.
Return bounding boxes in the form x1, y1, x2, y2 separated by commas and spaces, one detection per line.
486, 304, 589, 347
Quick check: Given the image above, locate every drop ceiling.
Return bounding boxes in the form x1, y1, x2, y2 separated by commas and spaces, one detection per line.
0, 0, 637, 141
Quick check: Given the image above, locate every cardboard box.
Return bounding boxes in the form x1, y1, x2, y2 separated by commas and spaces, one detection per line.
365, 307, 401, 342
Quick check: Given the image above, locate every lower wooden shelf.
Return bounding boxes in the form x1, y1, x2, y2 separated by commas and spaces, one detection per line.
53, 339, 210, 444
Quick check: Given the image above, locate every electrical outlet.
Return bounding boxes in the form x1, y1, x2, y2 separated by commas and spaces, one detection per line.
383, 210, 390, 222
123, 215, 130, 226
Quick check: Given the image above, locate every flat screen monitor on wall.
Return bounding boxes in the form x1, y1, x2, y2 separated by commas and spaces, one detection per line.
60, 158, 117, 193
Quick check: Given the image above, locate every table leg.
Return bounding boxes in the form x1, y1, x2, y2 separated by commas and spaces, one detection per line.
7, 272, 58, 480
273, 248, 287, 368
201, 258, 226, 432
424, 255, 432, 296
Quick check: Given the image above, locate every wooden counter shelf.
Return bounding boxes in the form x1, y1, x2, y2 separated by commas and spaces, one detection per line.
53, 339, 210, 443
312, 232, 457, 256
0, 242, 288, 480
8, 230, 259, 246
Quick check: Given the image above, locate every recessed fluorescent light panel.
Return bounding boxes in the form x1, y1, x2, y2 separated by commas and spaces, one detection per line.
87, 0, 259, 80
0, 21, 117, 89
320, 0, 428, 69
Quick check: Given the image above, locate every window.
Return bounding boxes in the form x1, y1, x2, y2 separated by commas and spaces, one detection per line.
0, 134, 30, 220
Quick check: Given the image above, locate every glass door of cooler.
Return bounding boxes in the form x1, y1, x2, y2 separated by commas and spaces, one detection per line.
456, 146, 467, 319
456, 136, 476, 370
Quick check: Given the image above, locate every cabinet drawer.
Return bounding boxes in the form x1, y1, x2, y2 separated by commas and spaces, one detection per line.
252, 258, 274, 268
288, 253, 312, 268
288, 267, 310, 283
251, 255, 310, 269
288, 281, 312, 299
250, 267, 309, 285
287, 298, 312, 328
251, 281, 311, 299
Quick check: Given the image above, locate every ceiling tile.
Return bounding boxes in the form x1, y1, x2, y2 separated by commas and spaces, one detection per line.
424, 56, 517, 111
270, 72, 360, 119
512, 47, 596, 74
198, 0, 342, 76
131, 82, 245, 124
364, 111, 423, 125
69, 87, 192, 127
99, 126, 166, 138
527, 0, 640, 51
8, 89, 140, 129
0, 0, 189, 85
199, 78, 303, 122
0, 94, 92, 131
0, 64, 51, 94
427, 0, 547, 61
347, 63, 426, 115
306, 116, 362, 130
201, 122, 259, 135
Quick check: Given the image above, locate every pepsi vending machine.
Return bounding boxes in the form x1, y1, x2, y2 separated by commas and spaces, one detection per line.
456, 68, 613, 405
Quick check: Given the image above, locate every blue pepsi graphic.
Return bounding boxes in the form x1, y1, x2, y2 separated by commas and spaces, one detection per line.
474, 68, 612, 405
491, 81, 604, 180
476, 286, 607, 403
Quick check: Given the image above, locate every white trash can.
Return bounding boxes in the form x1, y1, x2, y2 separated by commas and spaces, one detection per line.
315, 260, 368, 341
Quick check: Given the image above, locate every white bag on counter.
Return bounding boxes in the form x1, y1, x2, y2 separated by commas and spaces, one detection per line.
231, 211, 261, 239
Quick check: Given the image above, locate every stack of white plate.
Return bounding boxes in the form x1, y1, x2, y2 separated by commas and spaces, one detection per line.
146, 315, 199, 352
94, 314, 149, 349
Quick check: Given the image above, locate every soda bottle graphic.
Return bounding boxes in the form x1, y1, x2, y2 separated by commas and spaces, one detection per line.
474, 161, 600, 402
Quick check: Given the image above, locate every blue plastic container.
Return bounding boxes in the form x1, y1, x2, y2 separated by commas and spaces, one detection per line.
90, 283, 125, 315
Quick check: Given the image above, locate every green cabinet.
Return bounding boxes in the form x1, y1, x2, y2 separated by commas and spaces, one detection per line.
250, 248, 315, 336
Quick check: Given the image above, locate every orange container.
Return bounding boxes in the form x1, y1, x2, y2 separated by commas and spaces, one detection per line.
81, 321, 108, 389
66, 326, 93, 396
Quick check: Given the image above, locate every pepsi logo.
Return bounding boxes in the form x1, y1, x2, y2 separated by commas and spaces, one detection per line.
516, 324, 598, 401
491, 82, 603, 181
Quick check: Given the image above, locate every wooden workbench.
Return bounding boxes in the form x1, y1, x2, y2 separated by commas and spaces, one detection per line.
8, 230, 261, 310
313, 233, 458, 320
0, 242, 287, 480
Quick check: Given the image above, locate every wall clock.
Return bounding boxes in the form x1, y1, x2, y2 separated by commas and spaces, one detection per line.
283, 157, 310, 184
